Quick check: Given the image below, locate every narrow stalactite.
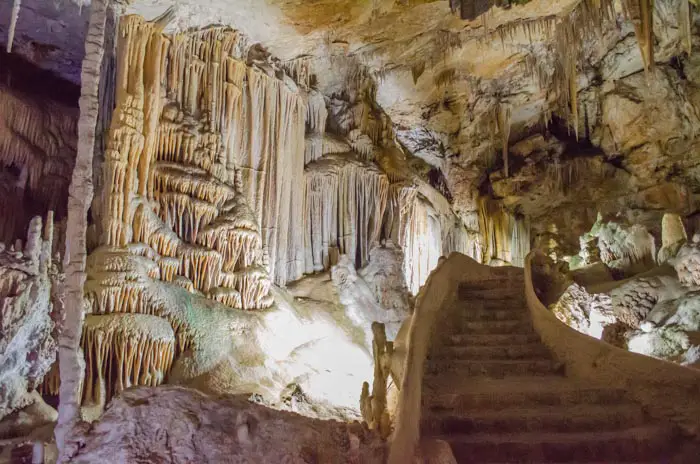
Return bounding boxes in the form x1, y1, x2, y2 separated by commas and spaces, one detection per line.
5, 0, 21, 53
55, 0, 109, 460
496, 103, 512, 177
569, 57, 579, 140
622, 0, 655, 72
679, 0, 693, 55
81, 314, 175, 407
304, 154, 389, 273
478, 196, 531, 266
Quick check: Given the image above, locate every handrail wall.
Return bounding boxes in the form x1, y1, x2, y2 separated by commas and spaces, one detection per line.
525, 250, 700, 435
388, 253, 522, 463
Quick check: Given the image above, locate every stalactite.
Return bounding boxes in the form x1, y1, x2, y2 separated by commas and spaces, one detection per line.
304, 90, 330, 164
402, 196, 442, 294
509, 0, 615, 129
622, 0, 655, 72
383, 182, 419, 248
304, 155, 389, 273
679, 0, 693, 55
478, 196, 530, 266
99, 16, 274, 308
233, 68, 307, 286
569, 57, 579, 140
496, 103, 512, 177
0, 75, 77, 244
218, 266, 273, 310
5, 0, 21, 53
282, 56, 313, 89
80, 314, 175, 406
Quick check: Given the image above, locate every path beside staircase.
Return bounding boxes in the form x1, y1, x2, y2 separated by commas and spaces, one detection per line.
421, 271, 688, 463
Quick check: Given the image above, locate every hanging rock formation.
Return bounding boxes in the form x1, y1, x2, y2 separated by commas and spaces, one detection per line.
0, 52, 77, 246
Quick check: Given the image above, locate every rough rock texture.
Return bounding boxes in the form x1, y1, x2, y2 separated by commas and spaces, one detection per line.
0, 216, 60, 420
543, 234, 700, 367
0, 0, 88, 84
658, 213, 688, 263
67, 386, 387, 464
9, 0, 700, 452
674, 235, 700, 287
550, 282, 615, 339
359, 243, 412, 315
332, 254, 408, 345
610, 275, 687, 329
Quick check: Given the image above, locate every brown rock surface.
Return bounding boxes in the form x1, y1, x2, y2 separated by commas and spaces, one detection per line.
69, 386, 387, 464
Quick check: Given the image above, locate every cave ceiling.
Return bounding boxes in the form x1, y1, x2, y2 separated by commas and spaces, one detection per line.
4, 0, 700, 250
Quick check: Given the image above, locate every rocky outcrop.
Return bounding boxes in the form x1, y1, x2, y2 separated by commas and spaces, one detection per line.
67, 386, 387, 464
674, 235, 700, 287
0, 215, 59, 420
550, 283, 615, 339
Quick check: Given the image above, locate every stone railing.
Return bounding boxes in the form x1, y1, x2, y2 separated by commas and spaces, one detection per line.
360, 322, 394, 439
388, 253, 522, 464
525, 249, 700, 436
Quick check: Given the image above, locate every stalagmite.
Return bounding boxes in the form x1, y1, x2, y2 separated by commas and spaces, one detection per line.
0, 214, 58, 421
360, 322, 392, 439
56, 0, 108, 459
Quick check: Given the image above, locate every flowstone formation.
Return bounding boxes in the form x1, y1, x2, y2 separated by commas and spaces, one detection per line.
43, 10, 463, 424
97, 17, 274, 308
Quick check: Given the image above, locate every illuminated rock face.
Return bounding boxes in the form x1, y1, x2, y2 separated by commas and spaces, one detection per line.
0, 216, 59, 421
97, 18, 275, 312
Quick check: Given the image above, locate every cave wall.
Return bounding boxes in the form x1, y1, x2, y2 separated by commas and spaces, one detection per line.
0, 51, 78, 246
18, 9, 471, 420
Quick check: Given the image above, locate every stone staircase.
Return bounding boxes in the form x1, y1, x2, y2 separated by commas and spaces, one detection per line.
421, 272, 687, 463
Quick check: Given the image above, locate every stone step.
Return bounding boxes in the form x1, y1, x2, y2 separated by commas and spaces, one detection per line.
422, 403, 646, 435
461, 319, 534, 334
459, 277, 523, 290
439, 424, 678, 463
447, 332, 541, 346
459, 288, 524, 299
424, 378, 628, 412
459, 307, 528, 321
430, 343, 552, 360
425, 359, 560, 377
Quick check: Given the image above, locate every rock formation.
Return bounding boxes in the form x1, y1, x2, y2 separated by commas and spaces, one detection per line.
4, 0, 700, 461
67, 386, 388, 463
0, 215, 60, 422
541, 213, 700, 367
